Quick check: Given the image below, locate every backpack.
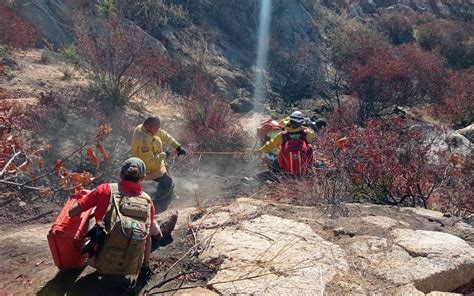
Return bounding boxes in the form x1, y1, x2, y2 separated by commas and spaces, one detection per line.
277, 131, 314, 175
93, 183, 152, 275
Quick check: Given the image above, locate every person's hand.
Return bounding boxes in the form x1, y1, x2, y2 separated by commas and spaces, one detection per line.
176, 146, 186, 156
165, 150, 171, 158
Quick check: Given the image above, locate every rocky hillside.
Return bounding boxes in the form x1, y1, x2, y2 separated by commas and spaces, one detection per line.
8, 0, 473, 104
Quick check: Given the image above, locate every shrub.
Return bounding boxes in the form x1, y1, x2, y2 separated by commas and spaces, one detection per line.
59, 45, 80, 69
376, 11, 416, 45
75, 12, 177, 106
418, 19, 474, 69
96, 0, 115, 17
436, 67, 474, 127
268, 43, 329, 105
316, 118, 473, 212
330, 24, 391, 68
0, 3, 39, 48
349, 44, 448, 122
0, 98, 111, 198
39, 49, 54, 64
181, 74, 247, 152
116, 0, 189, 31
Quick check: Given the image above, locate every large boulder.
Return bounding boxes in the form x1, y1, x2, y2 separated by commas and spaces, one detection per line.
395, 229, 474, 292
350, 229, 474, 294
387, 230, 473, 292
191, 200, 349, 295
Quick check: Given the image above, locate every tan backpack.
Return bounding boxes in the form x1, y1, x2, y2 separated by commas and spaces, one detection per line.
93, 183, 152, 275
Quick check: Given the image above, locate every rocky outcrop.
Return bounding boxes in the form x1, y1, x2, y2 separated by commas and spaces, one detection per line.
190, 200, 348, 294
185, 199, 474, 295
457, 124, 474, 143
342, 0, 474, 20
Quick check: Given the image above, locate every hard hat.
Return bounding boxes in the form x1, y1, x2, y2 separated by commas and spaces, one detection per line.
290, 111, 305, 124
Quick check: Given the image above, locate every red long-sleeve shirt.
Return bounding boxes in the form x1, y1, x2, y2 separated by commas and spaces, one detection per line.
77, 180, 155, 227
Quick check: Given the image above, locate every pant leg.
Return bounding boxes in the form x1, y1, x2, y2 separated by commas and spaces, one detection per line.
272, 158, 282, 174
154, 173, 174, 200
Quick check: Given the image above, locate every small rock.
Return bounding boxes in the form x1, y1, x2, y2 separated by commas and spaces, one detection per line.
18, 201, 27, 208
362, 215, 399, 229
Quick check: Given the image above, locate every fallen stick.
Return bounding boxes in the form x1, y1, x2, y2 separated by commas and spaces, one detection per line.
148, 269, 213, 291
0, 150, 22, 178
146, 263, 321, 295
19, 209, 54, 223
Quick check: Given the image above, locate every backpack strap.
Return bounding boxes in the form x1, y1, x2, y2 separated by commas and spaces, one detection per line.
109, 183, 120, 195
300, 130, 307, 141
281, 131, 289, 145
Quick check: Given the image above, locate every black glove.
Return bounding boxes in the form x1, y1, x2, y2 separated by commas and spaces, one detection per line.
176, 146, 186, 156
165, 150, 171, 158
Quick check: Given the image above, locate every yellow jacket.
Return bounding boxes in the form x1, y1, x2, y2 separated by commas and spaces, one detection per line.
258, 126, 314, 154
131, 124, 180, 180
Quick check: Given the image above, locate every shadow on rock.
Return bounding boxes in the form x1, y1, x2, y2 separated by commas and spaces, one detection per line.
37, 269, 148, 296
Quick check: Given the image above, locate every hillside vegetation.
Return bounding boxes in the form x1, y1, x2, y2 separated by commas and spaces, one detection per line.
0, 0, 473, 294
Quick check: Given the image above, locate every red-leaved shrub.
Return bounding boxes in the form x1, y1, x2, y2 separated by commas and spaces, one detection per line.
316, 117, 473, 213
75, 12, 178, 106
0, 3, 38, 48
181, 74, 247, 151
349, 44, 448, 122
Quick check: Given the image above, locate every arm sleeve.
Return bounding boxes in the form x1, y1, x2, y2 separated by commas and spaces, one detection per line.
77, 189, 99, 211
258, 133, 283, 153
158, 129, 180, 149
77, 184, 111, 222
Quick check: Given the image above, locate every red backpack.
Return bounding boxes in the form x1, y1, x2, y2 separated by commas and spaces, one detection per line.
277, 131, 314, 175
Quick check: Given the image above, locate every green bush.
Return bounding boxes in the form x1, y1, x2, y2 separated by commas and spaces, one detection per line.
116, 0, 188, 31
97, 0, 114, 17
59, 45, 80, 69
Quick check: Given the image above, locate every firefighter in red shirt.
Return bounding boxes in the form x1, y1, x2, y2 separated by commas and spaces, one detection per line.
69, 158, 164, 275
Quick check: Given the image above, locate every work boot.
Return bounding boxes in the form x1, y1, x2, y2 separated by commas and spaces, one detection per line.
159, 212, 178, 239
151, 212, 178, 247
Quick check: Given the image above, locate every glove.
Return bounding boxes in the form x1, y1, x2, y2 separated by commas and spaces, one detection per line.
165, 150, 171, 158
176, 146, 186, 156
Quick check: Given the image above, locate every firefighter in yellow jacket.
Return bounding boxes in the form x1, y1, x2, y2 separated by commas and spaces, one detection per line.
259, 111, 314, 172
131, 116, 186, 201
